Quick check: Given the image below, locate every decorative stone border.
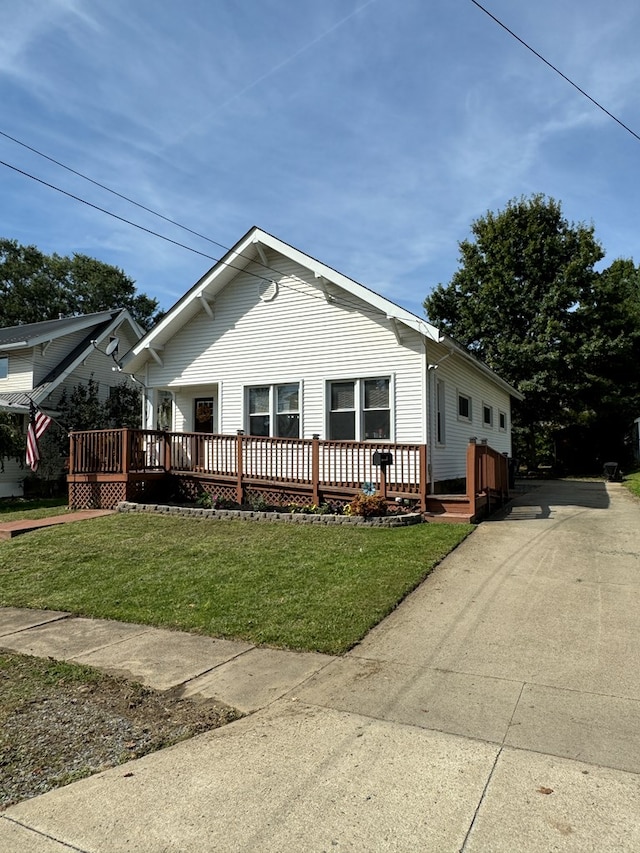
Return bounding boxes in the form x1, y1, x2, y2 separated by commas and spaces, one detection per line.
117, 501, 423, 528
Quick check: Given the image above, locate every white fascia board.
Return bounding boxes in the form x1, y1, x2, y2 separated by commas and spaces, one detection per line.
0, 341, 29, 351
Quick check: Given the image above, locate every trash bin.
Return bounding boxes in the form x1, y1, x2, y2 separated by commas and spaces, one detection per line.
603, 461, 620, 482
508, 457, 519, 489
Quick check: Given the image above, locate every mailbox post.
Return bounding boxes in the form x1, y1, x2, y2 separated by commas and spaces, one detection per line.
372, 451, 394, 500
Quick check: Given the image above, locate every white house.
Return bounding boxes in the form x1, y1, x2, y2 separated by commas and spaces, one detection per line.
0, 309, 142, 497
122, 227, 522, 494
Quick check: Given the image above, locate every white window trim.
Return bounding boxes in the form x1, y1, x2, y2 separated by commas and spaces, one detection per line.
482, 401, 494, 429
457, 390, 473, 423
498, 410, 508, 432
0, 356, 8, 381
244, 381, 301, 438
326, 375, 394, 442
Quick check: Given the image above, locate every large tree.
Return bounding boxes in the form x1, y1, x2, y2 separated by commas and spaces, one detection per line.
0, 239, 161, 330
423, 194, 609, 469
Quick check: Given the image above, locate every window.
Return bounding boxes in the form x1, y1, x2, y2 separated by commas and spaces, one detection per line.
499, 410, 507, 432
457, 392, 472, 422
482, 403, 493, 428
247, 384, 300, 438
436, 379, 446, 444
328, 377, 390, 441
0, 357, 7, 380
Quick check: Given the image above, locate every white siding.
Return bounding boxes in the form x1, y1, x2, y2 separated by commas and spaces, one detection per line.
428, 340, 512, 482
0, 457, 25, 497
1, 350, 33, 392
32, 329, 91, 386
145, 256, 427, 443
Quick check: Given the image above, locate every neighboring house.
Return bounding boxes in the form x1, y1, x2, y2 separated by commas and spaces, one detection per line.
0, 309, 143, 497
122, 227, 522, 493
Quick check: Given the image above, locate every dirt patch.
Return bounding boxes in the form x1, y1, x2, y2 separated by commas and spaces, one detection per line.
0, 650, 241, 810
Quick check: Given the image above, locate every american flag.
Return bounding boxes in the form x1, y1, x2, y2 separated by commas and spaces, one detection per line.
26, 401, 52, 472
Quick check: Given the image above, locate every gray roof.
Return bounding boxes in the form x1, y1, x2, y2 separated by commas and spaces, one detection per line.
0, 311, 122, 349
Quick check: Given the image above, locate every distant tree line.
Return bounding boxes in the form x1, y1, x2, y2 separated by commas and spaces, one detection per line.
424, 194, 640, 474
0, 238, 162, 330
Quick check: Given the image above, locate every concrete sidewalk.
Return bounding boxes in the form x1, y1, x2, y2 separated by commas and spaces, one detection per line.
1, 480, 640, 851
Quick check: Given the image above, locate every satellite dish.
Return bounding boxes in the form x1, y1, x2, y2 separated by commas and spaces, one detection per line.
105, 337, 120, 356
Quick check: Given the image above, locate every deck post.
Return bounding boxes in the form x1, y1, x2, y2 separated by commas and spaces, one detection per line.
419, 444, 428, 512
311, 435, 320, 506
236, 430, 244, 505
121, 428, 131, 475
163, 431, 172, 472
466, 438, 477, 519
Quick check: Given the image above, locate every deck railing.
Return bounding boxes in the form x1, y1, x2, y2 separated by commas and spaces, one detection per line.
69, 429, 428, 505
466, 438, 509, 514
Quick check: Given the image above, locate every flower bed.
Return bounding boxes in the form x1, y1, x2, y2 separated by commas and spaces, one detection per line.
117, 501, 423, 528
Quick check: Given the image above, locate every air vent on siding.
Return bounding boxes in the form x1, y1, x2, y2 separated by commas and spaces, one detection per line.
258, 279, 278, 302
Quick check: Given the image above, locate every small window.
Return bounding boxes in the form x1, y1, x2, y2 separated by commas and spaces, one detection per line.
458, 392, 472, 422
0, 356, 7, 380
499, 411, 507, 432
436, 379, 446, 444
483, 404, 493, 428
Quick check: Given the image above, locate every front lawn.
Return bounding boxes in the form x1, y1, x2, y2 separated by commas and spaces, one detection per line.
0, 514, 470, 654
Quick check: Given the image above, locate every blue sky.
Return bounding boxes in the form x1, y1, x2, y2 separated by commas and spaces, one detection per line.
1, 0, 639, 320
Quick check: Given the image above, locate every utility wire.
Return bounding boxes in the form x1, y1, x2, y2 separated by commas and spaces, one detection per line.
0, 158, 219, 263
0, 156, 419, 327
470, 0, 640, 144
0, 130, 233, 255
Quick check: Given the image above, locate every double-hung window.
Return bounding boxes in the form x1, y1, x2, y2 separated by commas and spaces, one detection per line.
328, 377, 391, 441
482, 403, 493, 428
248, 383, 300, 438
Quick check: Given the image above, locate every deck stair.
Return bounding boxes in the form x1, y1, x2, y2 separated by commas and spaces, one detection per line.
423, 494, 475, 524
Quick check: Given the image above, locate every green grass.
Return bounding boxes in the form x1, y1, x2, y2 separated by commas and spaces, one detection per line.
0, 498, 69, 522
0, 514, 470, 654
622, 470, 640, 499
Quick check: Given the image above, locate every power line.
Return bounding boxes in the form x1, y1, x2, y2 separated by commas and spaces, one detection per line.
0, 155, 417, 327
0, 130, 234, 255
470, 0, 640, 144
0, 158, 220, 262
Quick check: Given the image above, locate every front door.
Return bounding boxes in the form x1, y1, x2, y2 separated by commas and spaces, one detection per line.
194, 398, 215, 433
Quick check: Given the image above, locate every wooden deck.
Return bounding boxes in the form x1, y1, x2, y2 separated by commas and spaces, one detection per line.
67, 430, 510, 523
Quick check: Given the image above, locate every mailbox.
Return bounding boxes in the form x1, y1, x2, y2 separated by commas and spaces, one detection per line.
372, 451, 394, 466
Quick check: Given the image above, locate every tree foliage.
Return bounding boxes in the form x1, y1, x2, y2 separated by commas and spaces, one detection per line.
424, 194, 639, 471
0, 239, 161, 330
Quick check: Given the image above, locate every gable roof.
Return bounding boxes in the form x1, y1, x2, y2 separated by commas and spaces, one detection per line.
0, 311, 127, 351
0, 309, 143, 413
124, 227, 522, 400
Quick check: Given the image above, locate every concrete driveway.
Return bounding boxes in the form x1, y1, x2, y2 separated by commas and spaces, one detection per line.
2, 480, 640, 852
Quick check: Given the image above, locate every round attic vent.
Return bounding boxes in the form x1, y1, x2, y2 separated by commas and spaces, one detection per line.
258, 279, 278, 302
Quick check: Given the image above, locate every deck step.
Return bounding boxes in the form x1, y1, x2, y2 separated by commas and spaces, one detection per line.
423, 511, 475, 524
